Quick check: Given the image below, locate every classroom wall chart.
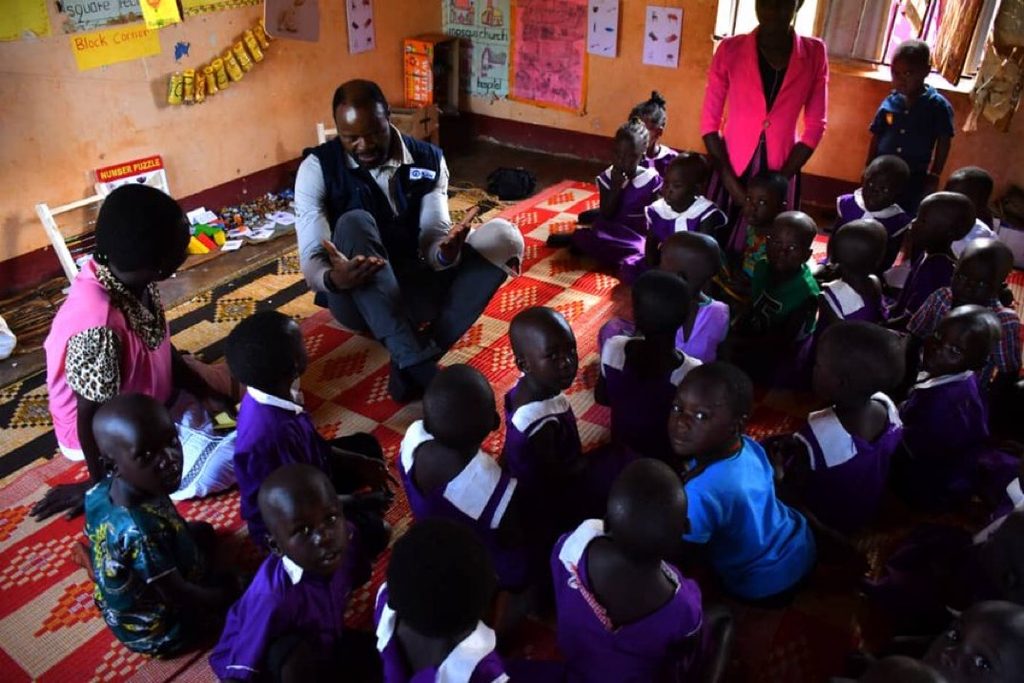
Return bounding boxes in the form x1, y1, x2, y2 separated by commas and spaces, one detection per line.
587, 0, 619, 57
443, 0, 511, 99
510, 0, 588, 112
643, 4, 683, 68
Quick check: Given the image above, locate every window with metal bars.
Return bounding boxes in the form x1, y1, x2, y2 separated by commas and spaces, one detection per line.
713, 0, 999, 81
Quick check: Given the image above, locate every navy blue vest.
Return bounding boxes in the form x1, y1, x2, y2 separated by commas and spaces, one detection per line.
304, 135, 443, 263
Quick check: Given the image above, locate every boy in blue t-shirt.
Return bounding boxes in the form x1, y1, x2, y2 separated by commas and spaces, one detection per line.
669, 362, 816, 604
868, 39, 954, 214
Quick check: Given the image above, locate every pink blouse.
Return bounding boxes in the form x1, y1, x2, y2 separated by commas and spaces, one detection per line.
44, 259, 174, 455
700, 30, 829, 176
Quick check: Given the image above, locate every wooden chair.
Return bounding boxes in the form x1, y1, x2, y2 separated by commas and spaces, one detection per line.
35, 174, 171, 282
315, 122, 337, 145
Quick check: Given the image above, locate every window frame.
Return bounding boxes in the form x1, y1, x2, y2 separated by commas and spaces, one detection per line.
712, 0, 999, 83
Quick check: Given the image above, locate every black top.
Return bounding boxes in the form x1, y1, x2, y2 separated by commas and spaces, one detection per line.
758, 49, 787, 112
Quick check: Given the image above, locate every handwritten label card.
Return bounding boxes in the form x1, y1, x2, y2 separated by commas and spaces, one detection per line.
69, 22, 161, 70
643, 5, 682, 68
587, 0, 618, 57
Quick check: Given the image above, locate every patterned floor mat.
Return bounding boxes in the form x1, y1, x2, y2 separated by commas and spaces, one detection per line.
2, 181, 1022, 681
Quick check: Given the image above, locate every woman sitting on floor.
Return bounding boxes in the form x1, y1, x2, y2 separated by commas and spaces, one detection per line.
33, 184, 237, 520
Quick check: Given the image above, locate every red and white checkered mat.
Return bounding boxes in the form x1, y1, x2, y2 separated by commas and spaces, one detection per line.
2, 181, 1023, 682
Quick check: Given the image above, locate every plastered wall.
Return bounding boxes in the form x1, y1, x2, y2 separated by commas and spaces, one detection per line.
0, 1, 436, 262
461, 0, 1022, 200
2, 0, 1021, 265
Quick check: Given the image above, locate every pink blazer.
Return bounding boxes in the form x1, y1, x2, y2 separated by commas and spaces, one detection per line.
701, 30, 829, 176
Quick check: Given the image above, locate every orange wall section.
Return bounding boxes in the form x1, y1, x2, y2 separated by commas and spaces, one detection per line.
2, 1, 1021, 265
0, 1, 437, 263
461, 0, 1021, 199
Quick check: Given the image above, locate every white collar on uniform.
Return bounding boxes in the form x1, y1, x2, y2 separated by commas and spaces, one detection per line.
649, 195, 715, 222
344, 124, 413, 170
912, 370, 975, 391
853, 188, 905, 220
374, 586, 508, 683
973, 478, 1024, 544
600, 335, 702, 384
511, 393, 572, 435
399, 420, 516, 527
631, 165, 660, 188
796, 393, 900, 470
281, 555, 305, 584
247, 386, 304, 414
822, 279, 866, 317
649, 144, 674, 161
436, 621, 507, 683
557, 518, 605, 569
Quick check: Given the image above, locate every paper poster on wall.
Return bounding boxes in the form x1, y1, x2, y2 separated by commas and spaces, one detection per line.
442, 0, 510, 98
181, 0, 261, 16
346, 0, 375, 54
58, 0, 143, 34
587, 0, 619, 57
69, 22, 161, 70
266, 0, 319, 41
510, 0, 588, 112
643, 5, 682, 68
1, 0, 51, 41
139, 0, 181, 29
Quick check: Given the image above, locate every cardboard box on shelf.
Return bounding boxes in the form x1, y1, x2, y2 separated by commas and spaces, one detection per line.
391, 104, 441, 145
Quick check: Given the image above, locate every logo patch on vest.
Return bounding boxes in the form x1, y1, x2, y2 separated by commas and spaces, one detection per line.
408, 167, 436, 181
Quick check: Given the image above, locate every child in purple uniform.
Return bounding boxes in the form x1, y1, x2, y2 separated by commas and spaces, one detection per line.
399, 365, 528, 590
642, 154, 727, 269
548, 119, 663, 278
632, 91, 678, 178
946, 167, 999, 256
375, 519, 510, 683
505, 308, 630, 551
896, 306, 1018, 509
818, 219, 888, 330
833, 155, 912, 271
552, 459, 733, 683
770, 322, 905, 535
601, 232, 730, 363
210, 464, 378, 682
671, 364, 816, 603
888, 192, 975, 321
907, 239, 1021, 392
865, 507, 1024, 637
225, 311, 391, 552
597, 271, 702, 462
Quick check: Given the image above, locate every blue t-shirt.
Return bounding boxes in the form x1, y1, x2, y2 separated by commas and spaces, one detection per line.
682, 437, 816, 599
869, 86, 954, 174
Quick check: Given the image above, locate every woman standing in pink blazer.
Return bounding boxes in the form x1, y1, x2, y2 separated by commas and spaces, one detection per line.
701, 0, 829, 254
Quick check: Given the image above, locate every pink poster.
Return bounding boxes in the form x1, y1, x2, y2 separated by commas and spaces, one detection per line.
510, 0, 588, 113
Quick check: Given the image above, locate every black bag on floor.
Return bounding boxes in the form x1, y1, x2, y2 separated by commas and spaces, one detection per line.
486, 167, 537, 200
